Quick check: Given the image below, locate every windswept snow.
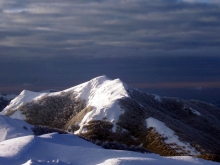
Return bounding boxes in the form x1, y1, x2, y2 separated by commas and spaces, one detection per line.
96, 156, 212, 165
0, 135, 34, 159
0, 115, 33, 142
146, 117, 200, 155
0, 133, 218, 165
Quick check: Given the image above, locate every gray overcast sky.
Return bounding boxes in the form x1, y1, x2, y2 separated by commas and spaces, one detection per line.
0, 0, 220, 103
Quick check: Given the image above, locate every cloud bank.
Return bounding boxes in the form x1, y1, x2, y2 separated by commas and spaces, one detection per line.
0, 0, 220, 57
1, 0, 220, 103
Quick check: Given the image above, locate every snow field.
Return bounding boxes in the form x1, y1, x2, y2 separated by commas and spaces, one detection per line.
0, 115, 33, 142
0, 133, 219, 165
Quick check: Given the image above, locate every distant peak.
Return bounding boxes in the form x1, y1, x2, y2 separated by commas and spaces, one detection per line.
92, 75, 110, 81
89, 75, 111, 84
20, 90, 32, 95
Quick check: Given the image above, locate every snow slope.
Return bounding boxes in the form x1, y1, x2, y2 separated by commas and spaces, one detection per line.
0, 132, 219, 165
146, 117, 200, 155
0, 115, 33, 142
1, 90, 50, 117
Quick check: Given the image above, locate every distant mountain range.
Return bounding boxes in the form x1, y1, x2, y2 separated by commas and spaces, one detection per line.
1, 76, 220, 163
0, 94, 16, 112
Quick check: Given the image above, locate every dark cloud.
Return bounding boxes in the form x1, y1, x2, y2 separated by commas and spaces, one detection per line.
0, 0, 220, 57
0, 0, 220, 102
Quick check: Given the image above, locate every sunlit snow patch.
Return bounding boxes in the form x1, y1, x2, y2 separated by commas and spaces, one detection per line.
153, 94, 162, 102
10, 110, 26, 120
146, 117, 200, 155
189, 107, 201, 116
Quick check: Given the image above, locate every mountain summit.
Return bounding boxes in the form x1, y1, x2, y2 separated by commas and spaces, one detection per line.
1, 76, 220, 162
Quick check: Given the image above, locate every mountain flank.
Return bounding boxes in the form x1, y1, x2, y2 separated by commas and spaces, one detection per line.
1, 76, 220, 162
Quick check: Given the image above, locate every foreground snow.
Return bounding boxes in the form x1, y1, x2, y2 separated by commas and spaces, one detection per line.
0, 104, 219, 164
0, 132, 219, 165
0, 115, 33, 142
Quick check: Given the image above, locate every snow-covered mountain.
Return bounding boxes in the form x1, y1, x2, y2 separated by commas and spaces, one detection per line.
0, 94, 16, 112
1, 76, 220, 162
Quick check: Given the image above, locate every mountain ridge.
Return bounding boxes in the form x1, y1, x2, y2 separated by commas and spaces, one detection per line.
1, 76, 220, 162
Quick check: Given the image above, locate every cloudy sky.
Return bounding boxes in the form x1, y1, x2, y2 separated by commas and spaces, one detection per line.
0, 0, 220, 103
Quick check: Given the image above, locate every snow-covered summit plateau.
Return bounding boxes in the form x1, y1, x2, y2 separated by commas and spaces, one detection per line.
1, 75, 220, 163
